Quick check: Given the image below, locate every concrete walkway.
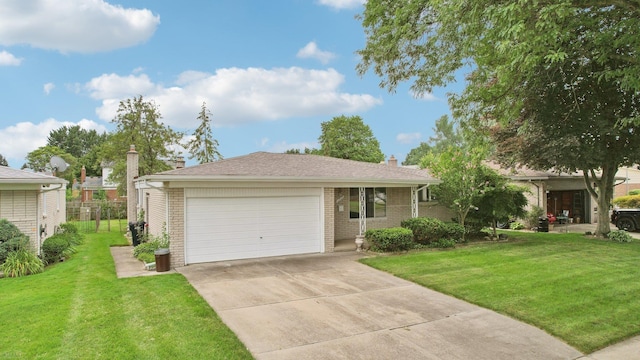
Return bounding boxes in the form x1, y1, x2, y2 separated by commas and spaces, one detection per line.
110, 234, 640, 359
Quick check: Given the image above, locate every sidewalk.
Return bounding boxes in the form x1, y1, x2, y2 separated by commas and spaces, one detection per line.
110, 245, 176, 278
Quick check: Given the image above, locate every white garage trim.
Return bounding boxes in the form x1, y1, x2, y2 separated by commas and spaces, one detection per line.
184, 188, 323, 264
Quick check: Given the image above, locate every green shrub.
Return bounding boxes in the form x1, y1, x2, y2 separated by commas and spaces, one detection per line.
608, 230, 633, 243
401, 217, 449, 244
612, 195, 640, 208
510, 221, 525, 230
428, 239, 457, 248
0, 235, 29, 264
42, 234, 71, 264
59, 222, 79, 234
525, 205, 545, 228
133, 241, 161, 260
443, 222, 465, 242
57, 223, 84, 246
0, 219, 25, 242
629, 189, 640, 196
1, 249, 44, 277
138, 252, 156, 264
365, 228, 414, 252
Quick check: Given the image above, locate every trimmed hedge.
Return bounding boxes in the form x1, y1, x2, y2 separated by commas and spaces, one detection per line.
613, 195, 640, 208
365, 227, 414, 252
42, 234, 70, 264
401, 217, 465, 244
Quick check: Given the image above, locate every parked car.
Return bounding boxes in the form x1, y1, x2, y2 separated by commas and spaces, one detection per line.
611, 209, 640, 232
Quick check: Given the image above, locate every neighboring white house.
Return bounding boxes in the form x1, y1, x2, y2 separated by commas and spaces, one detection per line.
131, 151, 449, 268
0, 166, 67, 254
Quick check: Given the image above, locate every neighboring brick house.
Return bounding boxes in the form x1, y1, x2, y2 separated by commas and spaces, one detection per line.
78, 164, 120, 202
0, 166, 67, 254
488, 162, 625, 224
130, 151, 449, 268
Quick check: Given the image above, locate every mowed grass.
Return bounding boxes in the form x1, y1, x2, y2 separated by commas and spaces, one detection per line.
0, 229, 252, 360
360, 231, 640, 353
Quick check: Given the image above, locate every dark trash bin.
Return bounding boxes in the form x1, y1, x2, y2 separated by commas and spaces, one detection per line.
129, 222, 140, 246
155, 248, 170, 272
538, 217, 549, 232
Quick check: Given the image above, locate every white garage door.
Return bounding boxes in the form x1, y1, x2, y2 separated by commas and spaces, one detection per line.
185, 196, 322, 264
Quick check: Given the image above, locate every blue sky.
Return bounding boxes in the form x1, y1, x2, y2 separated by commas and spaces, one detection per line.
0, 0, 460, 169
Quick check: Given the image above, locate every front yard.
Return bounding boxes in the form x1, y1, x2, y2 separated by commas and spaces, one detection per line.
360, 231, 640, 353
0, 229, 252, 360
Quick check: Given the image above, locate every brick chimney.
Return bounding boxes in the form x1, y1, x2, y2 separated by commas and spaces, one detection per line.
126, 145, 139, 225
175, 156, 185, 169
80, 165, 86, 184
388, 155, 398, 167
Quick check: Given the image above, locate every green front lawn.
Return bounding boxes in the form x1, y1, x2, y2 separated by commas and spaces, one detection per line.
0, 230, 252, 360
360, 232, 640, 354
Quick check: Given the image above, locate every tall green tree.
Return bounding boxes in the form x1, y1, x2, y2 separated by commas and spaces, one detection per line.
285, 147, 321, 155
25, 145, 76, 182
403, 114, 463, 165
0, 154, 8, 167
402, 142, 431, 166
185, 102, 222, 164
318, 115, 384, 163
357, 0, 640, 236
47, 125, 108, 179
100, 96, 183, 194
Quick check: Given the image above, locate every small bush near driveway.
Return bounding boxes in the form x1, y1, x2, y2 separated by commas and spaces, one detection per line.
365, 227, 414, 252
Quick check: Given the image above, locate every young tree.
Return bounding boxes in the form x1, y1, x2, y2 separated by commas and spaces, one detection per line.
318, 115, 384, 163
185, 102, 222, 164
357, 0, 640, 236
0, 154, 8, 166
100, 96, 183, 194
421, 144, 490, 237
466, 169, 528, 239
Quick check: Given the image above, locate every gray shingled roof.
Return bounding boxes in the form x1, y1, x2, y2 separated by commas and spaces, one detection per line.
0, 166, 67, 184
142, 152, 439, 185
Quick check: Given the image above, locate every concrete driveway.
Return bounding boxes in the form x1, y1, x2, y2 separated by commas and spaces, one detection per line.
177, 252, 582, 360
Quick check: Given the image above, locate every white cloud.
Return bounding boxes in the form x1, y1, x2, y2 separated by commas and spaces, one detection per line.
0, 118, 108, 166
396, 132, 421, 144
86, 67, 383, 128
0, 0, 160, 53
297, 42, 336, 64
43, 82, 55, 95
0, 50, 21, 66
317, 0, 365, 10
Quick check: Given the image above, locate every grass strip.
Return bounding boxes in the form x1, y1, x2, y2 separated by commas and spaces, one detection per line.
0, 230, 252, 359
360, 232, 640, 353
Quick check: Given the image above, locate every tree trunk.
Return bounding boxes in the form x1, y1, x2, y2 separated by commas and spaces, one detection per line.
584, 163, 617, 237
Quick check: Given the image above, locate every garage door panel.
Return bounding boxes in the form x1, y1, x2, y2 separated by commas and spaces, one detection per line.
186, 195, 321, 264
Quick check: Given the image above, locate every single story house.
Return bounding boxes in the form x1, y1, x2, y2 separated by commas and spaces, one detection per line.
489, 162, 625, 224
0, 166, 67, 254
132, 151, 449, 268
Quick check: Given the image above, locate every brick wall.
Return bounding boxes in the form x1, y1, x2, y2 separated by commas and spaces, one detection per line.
324, 188, 334, 253
333, 187, 452, 240
167, 188, 184, 268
